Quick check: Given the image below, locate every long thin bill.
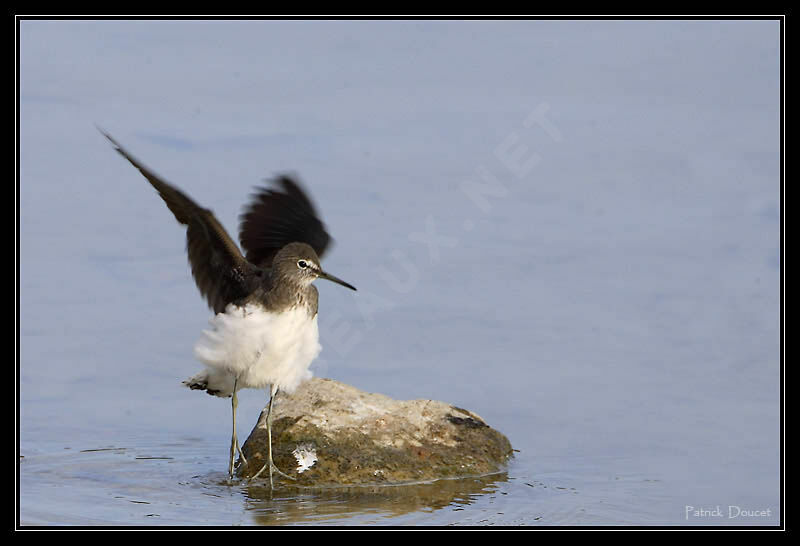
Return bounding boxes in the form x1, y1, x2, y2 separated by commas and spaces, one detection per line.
319, 270, 357, 291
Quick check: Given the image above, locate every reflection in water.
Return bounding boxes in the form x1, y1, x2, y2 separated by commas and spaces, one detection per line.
243, 473, 510, 525
21, 441, 710, 525
20, 440, 513, 526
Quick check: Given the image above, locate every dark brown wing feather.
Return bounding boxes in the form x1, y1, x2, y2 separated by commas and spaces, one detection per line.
238, 175, 331, 268
101, 130, 259, 313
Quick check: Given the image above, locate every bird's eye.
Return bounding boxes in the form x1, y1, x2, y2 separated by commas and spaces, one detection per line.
297, 260, 308, 270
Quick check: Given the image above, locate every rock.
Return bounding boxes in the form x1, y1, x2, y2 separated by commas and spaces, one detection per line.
237, 378, 513, 485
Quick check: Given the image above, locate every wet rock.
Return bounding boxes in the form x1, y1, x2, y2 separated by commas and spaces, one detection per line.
238, 378, 513, 485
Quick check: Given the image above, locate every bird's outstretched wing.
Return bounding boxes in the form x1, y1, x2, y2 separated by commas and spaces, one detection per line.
101, 130, 260, 314
238, 176, 332, 269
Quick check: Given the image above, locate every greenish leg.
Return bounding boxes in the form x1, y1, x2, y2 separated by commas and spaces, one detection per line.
250, 385, 295, 487
228, 378, 248, 479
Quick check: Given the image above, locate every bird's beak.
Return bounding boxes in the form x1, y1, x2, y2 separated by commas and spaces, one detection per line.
318, 270, 357, 291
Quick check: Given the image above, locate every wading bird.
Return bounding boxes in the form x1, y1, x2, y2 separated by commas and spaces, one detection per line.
102, 130, 356, 487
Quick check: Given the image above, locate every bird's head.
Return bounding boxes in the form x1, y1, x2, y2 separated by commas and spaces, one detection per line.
272, 242, 356, 291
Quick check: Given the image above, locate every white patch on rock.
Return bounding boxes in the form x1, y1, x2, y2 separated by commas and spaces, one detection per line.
292, 444, 317, 473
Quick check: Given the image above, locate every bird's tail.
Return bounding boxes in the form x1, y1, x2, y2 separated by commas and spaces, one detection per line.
182, 369, 234, 398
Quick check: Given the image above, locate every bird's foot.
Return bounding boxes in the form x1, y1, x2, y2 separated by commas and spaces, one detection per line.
228, 442, 249, 481
250, 461, 296, 486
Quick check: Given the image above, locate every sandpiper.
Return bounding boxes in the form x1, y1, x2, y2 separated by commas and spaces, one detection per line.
101, 130, 356, 487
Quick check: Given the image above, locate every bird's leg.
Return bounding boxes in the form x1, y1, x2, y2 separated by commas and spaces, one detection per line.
251, 385, 295, 487
235, 435, 248, 467
234, 386, 248, 468
228, 377, 247, 479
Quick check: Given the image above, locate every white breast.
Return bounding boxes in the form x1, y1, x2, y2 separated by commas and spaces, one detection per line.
193, 303, 320, 394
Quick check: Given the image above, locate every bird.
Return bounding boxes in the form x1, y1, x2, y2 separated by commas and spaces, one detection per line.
100, 129, 356, 486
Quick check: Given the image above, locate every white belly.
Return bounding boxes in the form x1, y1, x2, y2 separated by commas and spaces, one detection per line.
193, 303, 320, 394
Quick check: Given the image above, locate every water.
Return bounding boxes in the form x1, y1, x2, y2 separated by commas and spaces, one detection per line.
19, 19, 781, 526
18, 437, 675, 525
